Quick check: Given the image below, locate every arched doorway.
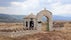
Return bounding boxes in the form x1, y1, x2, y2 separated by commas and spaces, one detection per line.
36, 8, 53, 31
41, 16, 49, 31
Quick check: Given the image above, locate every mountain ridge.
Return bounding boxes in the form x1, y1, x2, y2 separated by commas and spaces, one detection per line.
0, 14, 71, 22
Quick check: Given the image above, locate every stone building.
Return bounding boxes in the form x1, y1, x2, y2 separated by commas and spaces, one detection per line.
24, 8, 53, 31
23, 13, 36, 30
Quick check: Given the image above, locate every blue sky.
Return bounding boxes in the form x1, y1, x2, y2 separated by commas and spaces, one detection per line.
0, 0, 71, 17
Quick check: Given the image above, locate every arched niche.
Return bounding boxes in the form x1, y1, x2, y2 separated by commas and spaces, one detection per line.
36, 9, 53, 31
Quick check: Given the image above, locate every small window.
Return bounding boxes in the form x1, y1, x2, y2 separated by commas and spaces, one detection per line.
38, 21, 42, 23
26, 21, 28, 27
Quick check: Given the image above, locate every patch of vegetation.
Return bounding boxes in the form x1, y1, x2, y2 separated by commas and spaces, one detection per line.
47, 23, 49, 31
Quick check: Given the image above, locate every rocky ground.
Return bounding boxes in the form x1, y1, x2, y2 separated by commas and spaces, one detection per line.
0, 31, 71, 40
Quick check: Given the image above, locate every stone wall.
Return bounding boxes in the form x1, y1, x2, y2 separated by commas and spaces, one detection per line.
53, 21, 71, 31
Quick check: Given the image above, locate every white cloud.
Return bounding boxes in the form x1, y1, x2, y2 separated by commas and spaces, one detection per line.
0, 0, 71, 17
46, 0, 71, 16
55, 4, 71, 14
51, 3, 71, 16
0, 0, 44, 15
0, 0, 41, 15
11, 0, 40, 10
0, 7, 8, 14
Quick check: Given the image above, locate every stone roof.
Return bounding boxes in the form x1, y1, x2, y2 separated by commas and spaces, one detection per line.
24, 13, 36, 19
39, 8, 52, 15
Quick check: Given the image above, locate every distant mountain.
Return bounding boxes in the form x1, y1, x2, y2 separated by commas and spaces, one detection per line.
53, 15, 71, 21
41, 15, 71, 21
0, 14, 71, 22
11, 15, 25, 21
0, 14, 25, 22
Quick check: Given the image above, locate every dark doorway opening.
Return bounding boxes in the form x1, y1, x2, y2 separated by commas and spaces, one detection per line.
41, 16, 49, 31
29, 18, 34, 30
26, 21, 28, 27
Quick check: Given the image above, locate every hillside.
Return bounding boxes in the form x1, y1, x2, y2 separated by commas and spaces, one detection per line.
0, 31, 71, 40
0, 14, 71, 22
0, 14, 25, 22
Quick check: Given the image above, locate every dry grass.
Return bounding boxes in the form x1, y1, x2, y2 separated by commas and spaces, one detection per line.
0, 22, 71, 40
0, 23, 23, 28
0, 35, 13, 40
0, 31, 71, 40
15, 31, 71, 40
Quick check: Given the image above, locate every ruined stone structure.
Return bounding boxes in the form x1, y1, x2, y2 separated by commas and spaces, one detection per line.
24, 8, 53, 31
24, 13, 36, 30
